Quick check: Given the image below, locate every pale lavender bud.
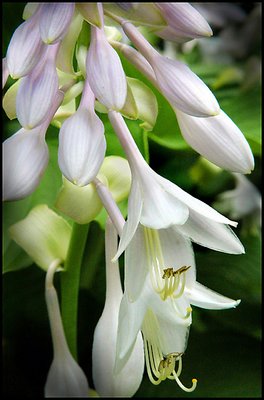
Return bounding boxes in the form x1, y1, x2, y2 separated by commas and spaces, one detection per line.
3, 128, 49, 201
58, 79, 106, 186
38, 3, 75, 44
176, 109, 255, 174
155, 3, 213, 41
6, 8, 47, 79
3, 92, 64, 201
86, 24, 127, 111
121, 22, 220, 117
16, 43, 60, 129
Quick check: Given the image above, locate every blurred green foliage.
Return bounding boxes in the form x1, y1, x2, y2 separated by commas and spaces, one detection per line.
2, 2, 261, 398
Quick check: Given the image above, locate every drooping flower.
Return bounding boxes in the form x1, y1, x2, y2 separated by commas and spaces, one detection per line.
175, 109, 254, 174
108, 110, 244, 259
44, 259, 89, 397
92, 218, 144, 397
58, 77, 106, 186
115, 226, 240, 390
86, 4, 127, 111
120, 20, 220, 117
155, 2, 213, 43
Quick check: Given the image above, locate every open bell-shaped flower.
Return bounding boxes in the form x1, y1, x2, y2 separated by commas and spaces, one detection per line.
121, 21, 220, 117
58, 78, 106, 186
108, 111, 244, 259
116, 224, 240, 392
92, 219, 144, 397
44, 260, 89, 397
38, 3, 75, 44
175, 109, 254, 174
86, 4, 127, 111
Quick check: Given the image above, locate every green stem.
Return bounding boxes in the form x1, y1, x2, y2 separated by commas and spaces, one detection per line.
60, 222, 90, 360
143, 129, 150, 164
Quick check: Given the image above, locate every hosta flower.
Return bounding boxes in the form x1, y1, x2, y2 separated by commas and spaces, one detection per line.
111, 40, 254, 174
58, 78, 106, 186
108, 111, 244, 259
86, 4, 127, 111
121, 21, 220, 117
116, 227, 240, 390
92, 219, 144, 397
175, 109, 254, 174
44, 259, 89, 397
6, 6, 47, 79
155, 2, 213, 42
38, 3, 75, 44
16, 43, 60, 129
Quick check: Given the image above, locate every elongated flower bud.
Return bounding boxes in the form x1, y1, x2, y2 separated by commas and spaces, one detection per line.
45, 260, 89, 397
16, 44, 60, 129
2, 57, 9, 89
38, 3, 75, 44
58, 80, 106, 186
175, 109, 254, 174
155, 3, 213, 41
121, 21, 220, 117
3, 128, 49, 201
92, 219, 144, 397
6, 8, 47, 79
86, 24, 127, 111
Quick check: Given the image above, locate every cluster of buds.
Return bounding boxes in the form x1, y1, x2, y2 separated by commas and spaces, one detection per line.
3, 2, 256, 398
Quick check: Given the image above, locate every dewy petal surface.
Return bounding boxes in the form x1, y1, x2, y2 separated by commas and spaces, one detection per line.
187, 281, 241, 310
175, 109, 255, 174
58, 108, 106, 186
39, 3, 75, 44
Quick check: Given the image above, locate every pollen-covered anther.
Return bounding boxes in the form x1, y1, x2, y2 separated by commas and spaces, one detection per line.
160, 266, 191, 301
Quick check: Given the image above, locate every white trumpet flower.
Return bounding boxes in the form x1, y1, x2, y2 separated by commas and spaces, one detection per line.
108, 111, 244, 259
116, 226, 240, 391
44, 260, 89, 397
92, 219, 144, 397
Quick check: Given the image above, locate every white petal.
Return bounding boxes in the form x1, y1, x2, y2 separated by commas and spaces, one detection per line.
175, 109, 254, 174
115, 293, 147, 374
124, 224, 149, 302
2, 57, 9, 89
176, 209, 245, 254
187, 281, 241, 309
16, 59, 59, 129
3, 128, 49, 201
86, 26, 127, 111
140, 169, 190, 228
58, 108, 106, 186
156, 313, 191, 355
157, 173, 238, 227
114, 179, 143, 260
39, 3, 75, 44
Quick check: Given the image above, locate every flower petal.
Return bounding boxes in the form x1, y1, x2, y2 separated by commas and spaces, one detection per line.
86, 26, 127, 111
39, 3, 75, 44
58, 108, 106, 186
187, 281, 241, 309
176, 209, 245, 254
175, 109, 254, 174
114, 179, 143, 260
